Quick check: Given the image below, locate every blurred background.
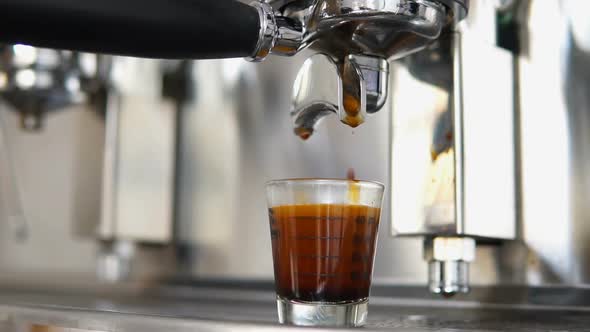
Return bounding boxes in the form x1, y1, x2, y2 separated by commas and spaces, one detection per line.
1, 0, 590, 330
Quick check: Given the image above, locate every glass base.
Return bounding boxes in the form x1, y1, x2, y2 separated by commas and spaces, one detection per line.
276, 297, 368, 327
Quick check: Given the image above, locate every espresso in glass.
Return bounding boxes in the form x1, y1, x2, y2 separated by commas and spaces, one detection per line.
266, 179, 384, 327
269, 204, 380, 302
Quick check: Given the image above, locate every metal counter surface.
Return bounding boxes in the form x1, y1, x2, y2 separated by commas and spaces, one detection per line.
1, 282, 590, 331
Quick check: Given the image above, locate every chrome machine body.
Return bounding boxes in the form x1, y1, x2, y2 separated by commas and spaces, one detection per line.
390, 0, 516, 295
1, 0, 590, 331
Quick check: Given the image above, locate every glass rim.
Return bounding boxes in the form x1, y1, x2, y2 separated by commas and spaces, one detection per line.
265, 178, 384, 190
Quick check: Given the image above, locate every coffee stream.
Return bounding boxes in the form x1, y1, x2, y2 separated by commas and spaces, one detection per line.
347, 168, 360, 204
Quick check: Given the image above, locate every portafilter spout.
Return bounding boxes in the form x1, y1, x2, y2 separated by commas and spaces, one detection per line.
286, 0, 468, 138
292, 54, 389, 140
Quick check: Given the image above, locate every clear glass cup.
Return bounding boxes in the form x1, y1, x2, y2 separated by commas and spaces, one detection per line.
266, 178, 385, 327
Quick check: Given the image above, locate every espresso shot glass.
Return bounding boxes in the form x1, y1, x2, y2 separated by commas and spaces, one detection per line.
266, 179, 384, 327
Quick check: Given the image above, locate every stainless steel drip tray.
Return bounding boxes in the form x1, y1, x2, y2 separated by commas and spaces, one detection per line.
1, 281, 590, 331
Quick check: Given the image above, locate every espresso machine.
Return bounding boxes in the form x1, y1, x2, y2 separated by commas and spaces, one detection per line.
1, 0, 590, 331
